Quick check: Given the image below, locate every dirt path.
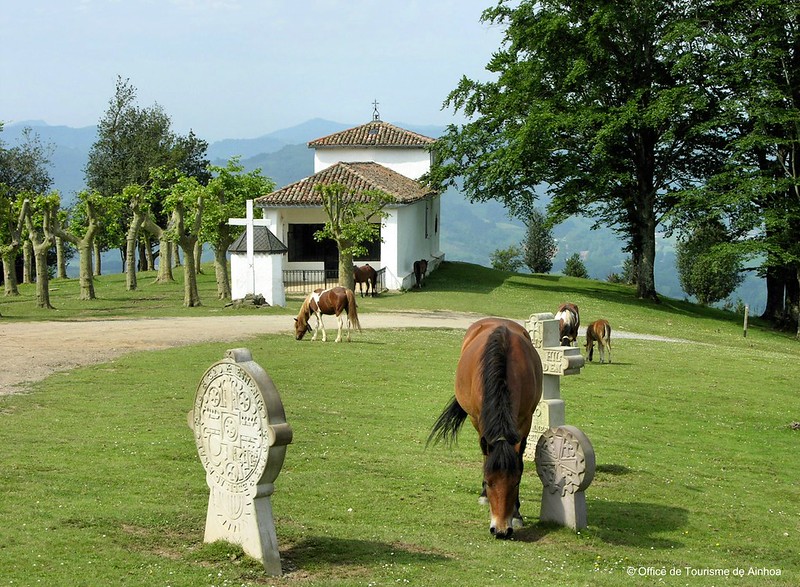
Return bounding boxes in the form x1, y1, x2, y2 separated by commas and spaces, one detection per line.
1, 311, 686, 396
0, 312, 481, 395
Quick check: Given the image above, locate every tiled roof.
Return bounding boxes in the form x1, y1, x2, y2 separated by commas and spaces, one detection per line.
308, 120, 436, 149
228, 225, 288, 254
254, 162, 434, 207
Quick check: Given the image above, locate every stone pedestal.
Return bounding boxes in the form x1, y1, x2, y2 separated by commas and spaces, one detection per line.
191, 348, 293, 575
523, 313, 585, 459
535, 426, 595, 530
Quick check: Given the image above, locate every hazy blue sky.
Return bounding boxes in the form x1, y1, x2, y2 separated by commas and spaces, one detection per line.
2, 1, 504, 141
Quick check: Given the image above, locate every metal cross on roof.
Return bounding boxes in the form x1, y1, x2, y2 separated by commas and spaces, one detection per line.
372, 99, 380, 121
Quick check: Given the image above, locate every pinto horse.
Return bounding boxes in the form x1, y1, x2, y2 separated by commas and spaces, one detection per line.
428, 318, 543, 539
294, 286, 361, 343
353, 264, 378, 297
413, 259, 428, 288
555, 302, 580, 346
585, 319, 612, 364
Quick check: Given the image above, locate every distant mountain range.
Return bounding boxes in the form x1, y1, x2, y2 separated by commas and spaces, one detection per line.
1, 119, 765, 310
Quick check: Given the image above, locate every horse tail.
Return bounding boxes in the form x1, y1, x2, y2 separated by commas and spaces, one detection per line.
481, 326, 521, 448
427, 395, 468, 447
345, 288, 361, 332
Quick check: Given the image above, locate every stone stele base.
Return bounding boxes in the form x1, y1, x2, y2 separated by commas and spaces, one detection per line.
535, 425, 595, 530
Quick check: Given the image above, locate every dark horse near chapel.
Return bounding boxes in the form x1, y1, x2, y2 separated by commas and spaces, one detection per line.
353, 264, 378, 297
428, 318, 543, 538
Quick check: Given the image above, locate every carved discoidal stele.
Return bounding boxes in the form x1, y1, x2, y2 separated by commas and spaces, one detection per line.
193, 361, 271, 496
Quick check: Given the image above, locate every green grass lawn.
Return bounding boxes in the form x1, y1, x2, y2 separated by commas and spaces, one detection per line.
1, 262, 798, 586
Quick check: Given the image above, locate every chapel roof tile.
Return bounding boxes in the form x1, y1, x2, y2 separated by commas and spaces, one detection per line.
308, 120, 436, 149
254, 161, 434, 208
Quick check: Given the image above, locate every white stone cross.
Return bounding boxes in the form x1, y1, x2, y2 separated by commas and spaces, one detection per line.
228, 200, 272, 295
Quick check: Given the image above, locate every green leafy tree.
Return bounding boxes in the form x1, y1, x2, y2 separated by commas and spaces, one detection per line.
202, 158, 275, 300
85, 77, 210, 267
676, 218, 744, 306
563, 253, 589, 279
141, 169, 204, 307
490, 245, 523, 272
428, 0, 723, 302
22, 192, 60, 309
523, 208, 556, 273
314, 183, 395, 291
678, 0, 800, 333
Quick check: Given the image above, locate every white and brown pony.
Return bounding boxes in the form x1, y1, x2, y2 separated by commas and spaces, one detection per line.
555, 302, 580, 346
294, 286, 361, 342
428, 318, 543, 539
585, 319, 612, 364
413, 259, 428, 288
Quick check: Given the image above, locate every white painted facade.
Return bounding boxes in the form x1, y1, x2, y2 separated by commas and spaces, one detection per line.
230, 251, 286, 307
314, 147, 433, 180
257, 121, 443, 291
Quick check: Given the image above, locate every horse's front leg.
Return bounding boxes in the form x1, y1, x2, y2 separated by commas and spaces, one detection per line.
312, 313, 326, 342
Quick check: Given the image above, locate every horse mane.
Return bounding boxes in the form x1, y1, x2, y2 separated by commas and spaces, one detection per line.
481, 326, 522, 474
296, 292, 314, 329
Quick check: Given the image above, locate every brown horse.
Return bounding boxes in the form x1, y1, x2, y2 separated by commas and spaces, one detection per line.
428, 318, 543, 539
294, 286, 361, 342
555, 302, 580, 346
413, 259, 428, 288
353, 264, 378, 297
585, 319, 612, 364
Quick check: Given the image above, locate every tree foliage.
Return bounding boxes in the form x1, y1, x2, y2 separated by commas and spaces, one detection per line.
490, 245, 523, 272
202, 158, 275, 300
676, 218, 744, 306
314, 183, 395, 291
428, 0, 724, 302
563, 253, 589, 279
523, 208, 556, 273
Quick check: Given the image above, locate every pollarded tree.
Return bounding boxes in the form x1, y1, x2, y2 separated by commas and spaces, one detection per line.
428, 0, 724, 302
142, 169, 204, 307
202, 158, 276, 300
21, 193, 58, 309
314, 183, 395, 292
49, 191, 102, 300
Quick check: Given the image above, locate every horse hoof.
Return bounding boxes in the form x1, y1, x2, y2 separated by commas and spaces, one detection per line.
478, 496, 489, 506
512, 517, 524, 530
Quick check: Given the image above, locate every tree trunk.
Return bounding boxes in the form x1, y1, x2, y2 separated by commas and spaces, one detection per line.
2, 253, 20, 296
126, 213, 144, 291
180, 237, 201, 307
93, 242, 102, 276
213, 243, 231, 300
56, 237, 68, 278
144, 236, 154, 271
22, 240, 33, 284
635, 212, 660, 302
77, 241, 95, 300
338, 244, 355, 291
155, 237, 175, 283
761, 265, 786, 322
33, 244, 53, 309
194, 241, 203, 274
174, 244, 181, 267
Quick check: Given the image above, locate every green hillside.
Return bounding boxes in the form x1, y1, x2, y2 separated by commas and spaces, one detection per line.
1, 262, 797, 586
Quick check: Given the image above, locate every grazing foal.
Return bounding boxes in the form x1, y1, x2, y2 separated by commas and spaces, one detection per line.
585, 319, 612, 364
